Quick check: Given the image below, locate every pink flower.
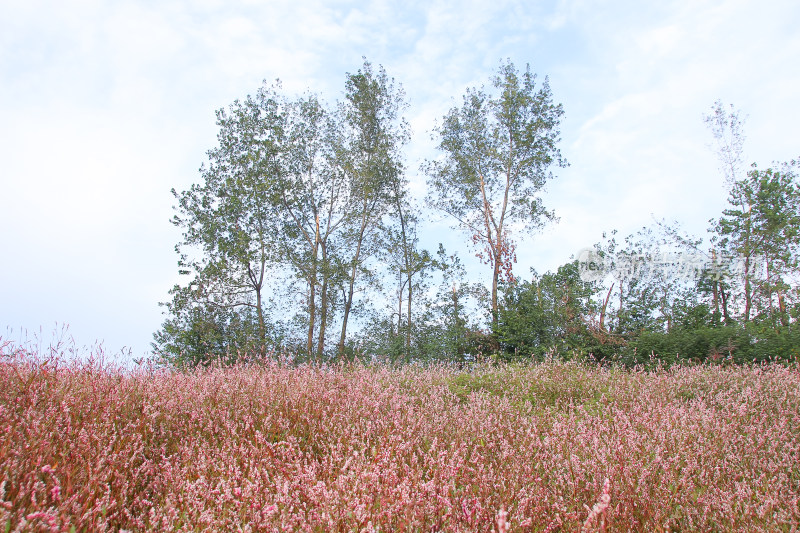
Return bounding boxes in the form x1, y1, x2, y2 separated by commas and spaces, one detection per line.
495, 507, 510, 533
25, 511, 57, 527
582, 478, 612, 532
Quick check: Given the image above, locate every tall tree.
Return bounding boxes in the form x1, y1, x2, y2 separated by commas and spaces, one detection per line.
426, 60, 566, 329
277, 94, 349, 360
705, 102, 800, 325
335, 60, 409, 358
703, 101, 748, 324
714, 161, 800, 325
155, 83, 288, 362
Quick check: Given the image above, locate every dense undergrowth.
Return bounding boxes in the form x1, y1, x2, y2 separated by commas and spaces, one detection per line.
2, 340, 799, 531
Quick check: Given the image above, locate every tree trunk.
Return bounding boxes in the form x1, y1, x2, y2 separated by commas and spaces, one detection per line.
743, 203, 753, 323
249, 257, 267, 356
307, 260, 317, 359
397, 200, 411, 359
491, 258, 500, 330
452, 284, 460, 359
778, 290, 789, 327
406, 274, 412, 357
721, 286, 731, 326
766, 259, 774, 328
306, 221, 322, 359
397, 273, 403, 339
255, 288, 266, 355
339, 262, 358, 358
317, 242, 329, 361
744, 253, 752, 323
599, 283, 614, 331
396, 271, 404, 345
339, 208, 369, 358
711, 249, 720, 326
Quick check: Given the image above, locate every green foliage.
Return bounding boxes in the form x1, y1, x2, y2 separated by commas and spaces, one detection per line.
152, 299, 235, 368
670, 301, 718, 330
705, 101, 800, 327
445, 362, 612, 414
713, 161, 800, 325
496, 261, 609, 360
622, 321, 800, 367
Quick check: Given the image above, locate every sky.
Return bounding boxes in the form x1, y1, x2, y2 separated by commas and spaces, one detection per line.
2, 0, 799, 360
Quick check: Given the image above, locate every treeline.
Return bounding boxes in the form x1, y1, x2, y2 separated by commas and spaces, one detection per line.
153, 61, 800, 368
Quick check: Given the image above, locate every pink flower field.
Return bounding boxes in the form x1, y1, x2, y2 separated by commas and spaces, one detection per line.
2, 342, 799, 532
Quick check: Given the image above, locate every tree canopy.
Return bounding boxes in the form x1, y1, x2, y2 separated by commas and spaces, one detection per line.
425, 60, 567, 329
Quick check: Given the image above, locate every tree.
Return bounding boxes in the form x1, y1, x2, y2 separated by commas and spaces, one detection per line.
704, 100, 747, 188
705, 102, 800, 326
714, 161, 800, 325
426, 60, 566, 329
335, 60, 409, 358
414, 245, 486, 363
353, 208, 437, 364
383, 209, 435, 360
156, 61, 414, 366
702, 101, 749, 325
154, 82, 288, 364
152, 279, 272, 368
277, 93, 349, 360
497, 262, 603, 360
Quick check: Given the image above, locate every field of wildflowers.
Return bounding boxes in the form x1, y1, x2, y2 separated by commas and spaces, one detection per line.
2, 339, 799, 531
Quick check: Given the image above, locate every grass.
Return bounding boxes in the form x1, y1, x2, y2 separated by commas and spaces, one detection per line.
1, 340, 799, 531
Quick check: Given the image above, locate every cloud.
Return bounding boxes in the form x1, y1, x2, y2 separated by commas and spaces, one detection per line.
1, 0, 799, 355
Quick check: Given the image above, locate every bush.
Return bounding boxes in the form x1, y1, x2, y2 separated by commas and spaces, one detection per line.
621, 322, 800, 366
